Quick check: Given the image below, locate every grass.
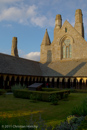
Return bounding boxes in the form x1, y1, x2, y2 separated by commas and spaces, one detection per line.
0, 93, 87, 127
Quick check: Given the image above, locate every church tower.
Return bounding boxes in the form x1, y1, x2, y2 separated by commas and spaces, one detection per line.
74, 9, 84, 38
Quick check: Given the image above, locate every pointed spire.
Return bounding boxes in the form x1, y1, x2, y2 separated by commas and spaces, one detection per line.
41, 29, 51, 45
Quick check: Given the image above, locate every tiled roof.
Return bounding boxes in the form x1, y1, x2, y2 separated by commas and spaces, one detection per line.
0, 53, 42, 76
39, 59, 87, 77
0, 53, 87, 77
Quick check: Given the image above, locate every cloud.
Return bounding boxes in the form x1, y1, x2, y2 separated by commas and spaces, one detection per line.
1, 0, 87, 29
18, 50, 40, 61
31, 16, 54, 28
0, 5, 38, 25
24, 52, 40, 61
0, 1, 54, 27
0, 7, 22, 21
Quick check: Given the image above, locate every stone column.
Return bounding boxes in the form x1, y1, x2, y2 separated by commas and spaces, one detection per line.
59, 78, 63, 88
54, 78, 58, 88
49, 77, 52, 88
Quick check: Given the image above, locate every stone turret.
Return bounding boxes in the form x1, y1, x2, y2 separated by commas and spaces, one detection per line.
74, 9, 84, 38
41, 29, 51, 45
54, 14, 62, 39
11, 37, 19, 57
55, 14, 62, 29
40, 29, 51, 63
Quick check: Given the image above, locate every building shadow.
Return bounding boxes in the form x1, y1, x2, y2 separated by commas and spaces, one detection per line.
39, 61, 87, 77
39, 62, 63, 76
66, 62, 87, 76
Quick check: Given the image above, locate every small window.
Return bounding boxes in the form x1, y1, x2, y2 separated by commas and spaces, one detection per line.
65, 28, 67, 32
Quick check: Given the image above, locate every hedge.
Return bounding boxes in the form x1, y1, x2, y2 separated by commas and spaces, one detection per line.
13, 89, 70, 102
42, 88, 62, 91
70, 89, 87, 93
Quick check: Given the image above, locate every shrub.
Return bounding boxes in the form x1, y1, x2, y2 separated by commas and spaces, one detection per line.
13, 89, 70, 102
77, 115, 87, 130
42, 88, 61, 91
11, 83, 26, 92
67, 115, 76, 124
0, 89, 6, 95
54, 116, 84, 130
30, 94, 39, 102
63, 92, 69, 100
49, 94, 59, 105
71, 97, 87, 116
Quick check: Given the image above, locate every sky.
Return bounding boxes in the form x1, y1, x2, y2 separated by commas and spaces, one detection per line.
0, 0, 87, 61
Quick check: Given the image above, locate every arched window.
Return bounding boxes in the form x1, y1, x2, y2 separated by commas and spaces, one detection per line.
65, 28, 67, 32
62, 39, 72, 59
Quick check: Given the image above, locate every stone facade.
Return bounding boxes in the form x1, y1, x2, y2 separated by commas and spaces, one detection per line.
40, 9, 87, 63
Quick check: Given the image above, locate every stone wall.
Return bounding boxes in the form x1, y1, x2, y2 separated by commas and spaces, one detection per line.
40, 9, 87, 63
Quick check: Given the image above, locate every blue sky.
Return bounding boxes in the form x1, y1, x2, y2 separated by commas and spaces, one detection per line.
0, 0, 87, 61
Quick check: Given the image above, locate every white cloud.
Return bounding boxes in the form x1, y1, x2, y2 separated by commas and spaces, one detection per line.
0, 7, 22, 21
31, 16, 54, 28
31, 16, 47, 27
0, 5, 38, 25
24, 52, 40, 61
0, 2, 54, 27
26, 5, 37, 17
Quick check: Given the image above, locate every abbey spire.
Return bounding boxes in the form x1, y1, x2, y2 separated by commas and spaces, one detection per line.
41, 29, 51, 45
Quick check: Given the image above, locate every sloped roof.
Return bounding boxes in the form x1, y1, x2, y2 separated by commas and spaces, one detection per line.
41, 29, 51, 45
0, 53, 42, 76
39, 59, 87, 77
28, 83, 43, 88
0, 53, 87, 77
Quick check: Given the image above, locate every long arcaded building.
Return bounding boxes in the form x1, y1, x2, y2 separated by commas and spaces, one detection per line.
0, 9, 87, 89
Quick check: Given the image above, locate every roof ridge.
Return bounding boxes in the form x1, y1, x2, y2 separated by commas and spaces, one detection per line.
0, 52, 39, 63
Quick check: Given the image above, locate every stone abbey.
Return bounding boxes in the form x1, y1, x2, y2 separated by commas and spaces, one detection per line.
0, 9, 87, 89
40, 9, 86, 63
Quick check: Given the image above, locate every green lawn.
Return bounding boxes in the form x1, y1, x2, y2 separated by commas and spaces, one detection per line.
0, 93, 87, 126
